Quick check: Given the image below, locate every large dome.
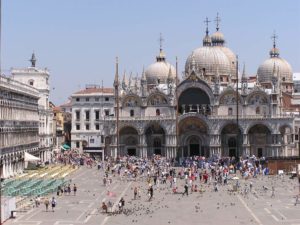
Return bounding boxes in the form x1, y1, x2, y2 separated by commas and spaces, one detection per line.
185, 46, 231, 76
145, 51, 176, 85
218, 46, 236, 75
257, 57, 293, 83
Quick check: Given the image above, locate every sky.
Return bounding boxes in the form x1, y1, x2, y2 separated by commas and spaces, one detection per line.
2, 0, 300, 105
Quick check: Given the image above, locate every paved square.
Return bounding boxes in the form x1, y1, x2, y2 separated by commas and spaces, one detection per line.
5, 166, 300, 225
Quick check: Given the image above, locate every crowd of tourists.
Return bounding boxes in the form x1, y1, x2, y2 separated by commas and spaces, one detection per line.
98, 154, 273, 214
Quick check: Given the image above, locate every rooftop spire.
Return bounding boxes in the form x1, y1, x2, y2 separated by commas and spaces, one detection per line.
141, 66, 146, 81
242, 62, 246, 78
30, 52, 36, 67
114, 56, 119, 87
215, 12, 221, 31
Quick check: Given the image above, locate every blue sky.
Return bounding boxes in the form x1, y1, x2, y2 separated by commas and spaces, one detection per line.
2, 0, 300, 105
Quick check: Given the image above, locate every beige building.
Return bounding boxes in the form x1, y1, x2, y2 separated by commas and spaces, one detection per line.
0, 75, 39, 178
11, 53, 54, 162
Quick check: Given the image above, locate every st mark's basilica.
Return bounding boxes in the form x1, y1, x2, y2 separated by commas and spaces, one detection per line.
103, 16, 296, 159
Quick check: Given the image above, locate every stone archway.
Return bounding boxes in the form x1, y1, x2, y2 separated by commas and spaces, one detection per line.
221, 123, 242, 158
145, 123, 165, 156
179, 117, 209, 157
119, 126, 139, 156
248, 124, 271, 157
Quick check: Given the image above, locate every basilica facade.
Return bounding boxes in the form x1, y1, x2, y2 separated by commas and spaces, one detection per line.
102, 19, 297, 159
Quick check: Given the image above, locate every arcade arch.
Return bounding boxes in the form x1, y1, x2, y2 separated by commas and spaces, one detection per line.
248, 124, 271, 157
179, 117, 209, 157
119, 126, 139, 156
145, 123, 165, 156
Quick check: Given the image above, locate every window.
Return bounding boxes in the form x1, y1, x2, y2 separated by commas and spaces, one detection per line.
295, 134, 299, 141
95, 110, 99, 120
76, 141, 80, 148
104, 109, 109, 116
256, 106, 260, 115
76, 98, 80, 102
76, 124, 80, 130
95, 97, 99, 102
282, 77, 286, 81
157, 79, 160, 84
105, 97, 109, 102
95, 124, 100, 130
85, 111, 90, 121
90, 139, 94, 144
228, 108, 233, 116
86, 98, 90, 102
76, 111, 80, 120
156, 109, 160, 116
54, 113, 56, 117
220, 77, 223, 82
86, 124, 90, 130
101, 135, 104, 143
130, 109, 134, 117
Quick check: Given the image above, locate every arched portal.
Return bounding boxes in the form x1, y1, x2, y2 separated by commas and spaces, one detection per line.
119, 126, 139, 156
248, 124, 271, 157
145, 123, 165, 156
221, 124, 242, 158
178, 88, 211, 115
179, 117, 209, 157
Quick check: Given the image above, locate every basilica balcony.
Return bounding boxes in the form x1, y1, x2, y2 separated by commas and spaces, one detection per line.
105, 115, 176, 122
209, 114, 294, 120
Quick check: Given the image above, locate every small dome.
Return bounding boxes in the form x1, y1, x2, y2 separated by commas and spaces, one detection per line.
145, 51, 176, 85
269, 47, 280, 57
257, 57, 293, 83
203, 34, 212, 46
185, 46, 231, 76
211, 31, 225, 46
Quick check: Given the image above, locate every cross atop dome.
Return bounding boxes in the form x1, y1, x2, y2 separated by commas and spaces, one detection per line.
271, 30, 278, 48
159, 33, 164, 53
156, 33, 166, 62
204, 17, 211, 35
215, 13, 221, 31
269, 31, 280, 58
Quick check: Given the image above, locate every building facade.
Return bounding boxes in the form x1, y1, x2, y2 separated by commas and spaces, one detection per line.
103, 17, 297, 159
11, 54, 54, 162
0, 75, 39, 178
70, 85, 114, 159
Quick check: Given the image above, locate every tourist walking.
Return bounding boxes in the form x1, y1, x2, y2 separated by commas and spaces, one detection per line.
271, 186, 275, 198
51, 197, 57, 212
183, 183, 189, 196
73, 184, 77, 196
118, 197, 125, 213
134, 187, 138, 200
148, 185, 154, 201
44, 197, 49, 212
